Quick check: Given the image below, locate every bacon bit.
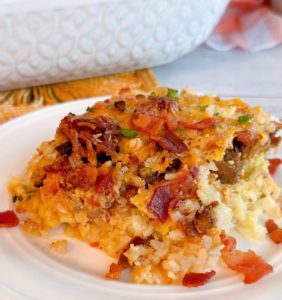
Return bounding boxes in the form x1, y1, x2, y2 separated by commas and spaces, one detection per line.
78, 133, 97, 165
182, 271, 216, 288
65, 166, 97, 190
148, 169, 198, 222
150, 95, 179, 112
89, 242, 99, 248
96, 144, 115, 156
44, 157, 72, 173
265, 219, 278, 233
179, 118, 216, 130
105, 263, 122, 280
132, 113, 164, 135
265, 219, 282, 244
161, 113, 178, 131
121, 185, 139, 200
85, 197, 100, 207
269, 132, 281, 147
220, 231, 273, 284
149, 184, 172, 222
95, 171, 113, 195
118, 253, 130, 268
151, 131, 187, 153
0, 210, 19, 228
190, 166, 199, 179
235, 130, 257, 147
268, 158, 282, 175
268, 230, 282, 244
41, 175, 60, 195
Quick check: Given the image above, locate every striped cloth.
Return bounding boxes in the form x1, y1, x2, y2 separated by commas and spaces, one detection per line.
206, 0, 282, 51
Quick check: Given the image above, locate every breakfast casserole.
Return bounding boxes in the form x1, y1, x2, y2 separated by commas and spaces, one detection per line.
8, 87, 282, 287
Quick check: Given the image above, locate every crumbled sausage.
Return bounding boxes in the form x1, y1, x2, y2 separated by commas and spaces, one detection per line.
114, 100, 126, 112
215, 149, 242, 184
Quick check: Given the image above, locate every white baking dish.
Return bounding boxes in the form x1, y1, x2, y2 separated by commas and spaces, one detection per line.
0, 0, 229, 90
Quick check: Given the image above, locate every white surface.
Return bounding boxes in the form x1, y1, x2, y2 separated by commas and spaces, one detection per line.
0, 98, 282, 300
154, 45, 282, 100
0, 0, 228, 90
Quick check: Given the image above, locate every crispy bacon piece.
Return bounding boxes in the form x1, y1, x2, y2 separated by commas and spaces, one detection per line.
89, 242, 99, 248
268, 158, 282, 175
95, 171, 113, 195
269, 131, 281, 147
148, 184, 173, 222
220, 232, 273, 284
58, 115, 120, 167
235, 130, 257, 147
265, 219, 278, 233
133, 113, 164, 135
265, 219, 282, 244
150, 96, 179, 112
0, 210, 19, 228
151, 131, 187, 153
121, 185, 139, 200
65, 166, 97, 189
179, 118, 216, 130
148, 169, 198, 222
182, 271, 216, 288
162, 113, 178, 131
105, 263, 122, 280
44, 157, 72, 173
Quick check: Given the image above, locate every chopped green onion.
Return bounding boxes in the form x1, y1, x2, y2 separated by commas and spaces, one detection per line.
120, 128, 138, 138
201, 104, 209, 110
238, 115, 251, 123
86, 106, 94, 112
149, 91, 156, 97
214, 112, 220, 116
167, 88, 178, 99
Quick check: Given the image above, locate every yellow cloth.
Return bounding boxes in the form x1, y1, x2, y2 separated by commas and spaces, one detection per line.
0, 69, 157, 124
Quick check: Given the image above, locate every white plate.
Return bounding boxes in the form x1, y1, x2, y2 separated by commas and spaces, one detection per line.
0, 97, 282, 300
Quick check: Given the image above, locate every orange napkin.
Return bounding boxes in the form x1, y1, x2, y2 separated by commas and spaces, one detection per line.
206, 0, 282, 51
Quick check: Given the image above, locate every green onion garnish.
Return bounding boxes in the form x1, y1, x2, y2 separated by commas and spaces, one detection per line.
120, 129, 138, 138
149, 91, 156, 97
167, 88, 178, 99
201, 104, 209, 110
214, 112, 220, 116
238, 115, 251, 123
86, 106, 94, 112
